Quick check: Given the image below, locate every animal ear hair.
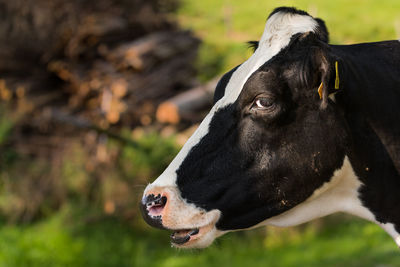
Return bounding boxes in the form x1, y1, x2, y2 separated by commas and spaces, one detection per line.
288, 32, 339, 107
313, 47, 338, 109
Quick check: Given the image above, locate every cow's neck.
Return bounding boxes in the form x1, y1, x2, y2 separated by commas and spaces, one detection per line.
332, 45, 400, 245
261, 156, 400, 246
262, 156, 371, 225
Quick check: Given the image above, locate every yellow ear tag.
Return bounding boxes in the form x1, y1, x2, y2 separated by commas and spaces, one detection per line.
335, 61, 339, 89
318, 82, 323, 99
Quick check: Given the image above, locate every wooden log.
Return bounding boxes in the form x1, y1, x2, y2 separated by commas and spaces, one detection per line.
156, 77, 219, 124
106, 31, 199, 71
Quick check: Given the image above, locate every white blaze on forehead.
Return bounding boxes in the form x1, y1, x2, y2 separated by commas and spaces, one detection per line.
220, 12, 318, 105
147, 11, 318, 189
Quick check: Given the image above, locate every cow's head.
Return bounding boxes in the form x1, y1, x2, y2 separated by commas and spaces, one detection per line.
141, 7, 350, 248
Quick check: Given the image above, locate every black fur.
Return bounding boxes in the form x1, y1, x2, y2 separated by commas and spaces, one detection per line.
247, 41, 259, 52
213, 65, 240, 104
315, 18, 329, 43
332, 41, 400, 231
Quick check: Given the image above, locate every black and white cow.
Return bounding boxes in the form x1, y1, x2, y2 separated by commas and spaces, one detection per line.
141, 7, 400, 248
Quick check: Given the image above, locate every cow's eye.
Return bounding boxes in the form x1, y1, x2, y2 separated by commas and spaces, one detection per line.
252, 97, 274, 110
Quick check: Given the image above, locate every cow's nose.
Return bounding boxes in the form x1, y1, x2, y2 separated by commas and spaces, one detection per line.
140, 193, 168, 229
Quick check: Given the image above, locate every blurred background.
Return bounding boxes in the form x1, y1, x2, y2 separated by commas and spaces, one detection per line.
0, 0, 399, 266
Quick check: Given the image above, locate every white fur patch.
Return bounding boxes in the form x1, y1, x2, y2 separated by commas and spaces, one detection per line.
147, 11, 318, 189
219, 11, 318, 106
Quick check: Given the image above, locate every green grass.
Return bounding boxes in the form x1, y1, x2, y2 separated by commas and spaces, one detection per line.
176, 0, 400, 80
0, 211, 398, 267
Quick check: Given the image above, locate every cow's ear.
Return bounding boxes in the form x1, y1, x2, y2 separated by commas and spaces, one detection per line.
289, 32, 338, 107
313, 47, 339, 108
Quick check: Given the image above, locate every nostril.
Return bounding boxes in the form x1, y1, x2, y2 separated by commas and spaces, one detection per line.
140, 193, 168, 230
143, 194, 167, 217
147, 194, 167, 207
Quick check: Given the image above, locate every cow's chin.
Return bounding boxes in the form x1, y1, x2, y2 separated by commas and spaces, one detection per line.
170, 222, 223, 248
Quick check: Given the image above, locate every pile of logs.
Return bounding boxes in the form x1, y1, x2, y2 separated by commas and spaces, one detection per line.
0, 0, 214, 158
0, 0, 225, 223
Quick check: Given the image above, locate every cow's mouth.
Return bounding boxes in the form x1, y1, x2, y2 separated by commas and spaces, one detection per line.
169, 221, 218, 248
170, 228, 199, 245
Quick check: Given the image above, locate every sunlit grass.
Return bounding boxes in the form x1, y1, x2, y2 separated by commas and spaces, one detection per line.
176, 0, 400, 80
0, 210, 399, 267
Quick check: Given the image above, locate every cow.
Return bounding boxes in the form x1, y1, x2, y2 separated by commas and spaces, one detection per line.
140, 7, 400, 249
